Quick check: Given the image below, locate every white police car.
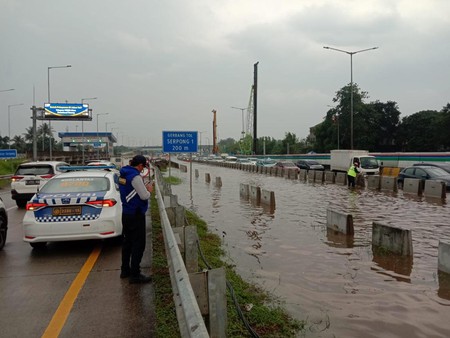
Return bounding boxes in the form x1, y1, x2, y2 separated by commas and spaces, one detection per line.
23, 166, 122, 249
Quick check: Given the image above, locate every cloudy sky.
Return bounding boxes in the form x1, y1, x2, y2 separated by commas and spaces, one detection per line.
1, 0, 449, 146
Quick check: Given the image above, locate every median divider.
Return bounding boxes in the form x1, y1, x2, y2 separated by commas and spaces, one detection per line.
326, 209, 354, 235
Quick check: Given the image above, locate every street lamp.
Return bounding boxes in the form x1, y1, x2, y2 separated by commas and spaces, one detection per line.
198, 130, 207, 155
96, 112, 109, 159
81, 97, 97, 164
231, 106, 246, 139
0, 89, 14, 93
8, 103, 24, 148
105, 121, 115, 132
48, 64, 72, 160
323, 46, 378, 149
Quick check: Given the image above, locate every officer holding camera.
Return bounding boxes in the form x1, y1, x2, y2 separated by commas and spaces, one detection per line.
118, 155, 153, 283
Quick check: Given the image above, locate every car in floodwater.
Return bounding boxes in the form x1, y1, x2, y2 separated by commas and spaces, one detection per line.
397, 165, 450, 191
295, 159, 325, 171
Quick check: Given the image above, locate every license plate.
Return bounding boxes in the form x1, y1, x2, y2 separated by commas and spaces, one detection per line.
52, 206, 82, 217
25, 180, 40, 185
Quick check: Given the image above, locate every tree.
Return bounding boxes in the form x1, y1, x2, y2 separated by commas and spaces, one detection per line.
397, 110, 440, 151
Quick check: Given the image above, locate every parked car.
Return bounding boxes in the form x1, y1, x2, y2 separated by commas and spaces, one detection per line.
413, 162, 450, 174
11, 161, 69, 208
23, 168, 122, 249
0, 197, 8, 250
255, 158, 276, 167
295, 160, 325, 171
397, 165, 450, 191
274, 161, 300, 173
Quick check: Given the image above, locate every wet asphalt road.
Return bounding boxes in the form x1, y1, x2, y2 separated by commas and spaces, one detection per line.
0, 187, 155, 338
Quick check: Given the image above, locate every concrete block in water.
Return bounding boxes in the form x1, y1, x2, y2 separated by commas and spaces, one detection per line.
372, 222, 413, 256
299, 170, 307, 181
195, 169, 199, 178
424, 180, 446, 199
205, 173, 211, 183
367, 175, 380, 190
324, 171, 335, 183
215, 177, 222, 187
326, 209, 354, 235
438, 241, 450, 274
335, 172, 347, 185
288, 169, 298, 179
380, 176, 397, 192
249, 185, 261, 203
307, 170, 315, 182
314, 170, 324, 183
240, 183, 249, 198
261, 189, 275, 209
403, 178, 422, 195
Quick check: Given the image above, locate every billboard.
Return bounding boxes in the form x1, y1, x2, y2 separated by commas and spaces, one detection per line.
44, 103, 91, 120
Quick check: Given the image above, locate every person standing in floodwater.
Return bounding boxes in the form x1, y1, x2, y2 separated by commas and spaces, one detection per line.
347, 161, 360, 188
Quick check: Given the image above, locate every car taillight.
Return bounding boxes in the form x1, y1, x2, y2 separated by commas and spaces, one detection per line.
86, 199, 117, 208
40, 174, 55, 179
11, 176, 24, 182
26, 202, 48, 211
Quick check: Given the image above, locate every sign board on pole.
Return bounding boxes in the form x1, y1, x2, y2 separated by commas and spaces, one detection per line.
44, 103, 91, 120
0, 149, 18, 159
162, 131, 198, 153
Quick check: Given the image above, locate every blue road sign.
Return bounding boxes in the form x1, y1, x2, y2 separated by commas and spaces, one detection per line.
162, 131, 198, 153
0, 149, 17, 159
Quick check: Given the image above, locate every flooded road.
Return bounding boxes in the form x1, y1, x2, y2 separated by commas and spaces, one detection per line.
169, 162, 450, 338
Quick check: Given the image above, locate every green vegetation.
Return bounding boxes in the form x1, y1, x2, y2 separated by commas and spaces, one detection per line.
0, 159, 23, 189
151, 176, 304, 337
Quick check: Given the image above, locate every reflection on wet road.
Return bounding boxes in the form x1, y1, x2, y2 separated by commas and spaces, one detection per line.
171, 163, 450, 338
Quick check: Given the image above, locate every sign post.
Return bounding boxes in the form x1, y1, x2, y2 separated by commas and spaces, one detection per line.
0, 149, 17, 159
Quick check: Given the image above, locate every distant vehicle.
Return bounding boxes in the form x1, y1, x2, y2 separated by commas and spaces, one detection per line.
236, 158, 252, 165
0, 197, 8, 250
255, 158, 276, 167
295, 159, 324, 171
23, 169, 122, 249
330, 149, 379, 175
274, 161, 300, 173
11, 161, 69, 208
397, 165, 450, 191
224, 156, 238, 163
413, 162, 450, 174
87, 161, 119, 174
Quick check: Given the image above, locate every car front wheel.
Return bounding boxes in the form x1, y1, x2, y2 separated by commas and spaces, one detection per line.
397, 181, 403, 189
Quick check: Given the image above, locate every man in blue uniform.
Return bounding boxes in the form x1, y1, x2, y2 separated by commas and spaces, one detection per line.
118, 155, 153, 283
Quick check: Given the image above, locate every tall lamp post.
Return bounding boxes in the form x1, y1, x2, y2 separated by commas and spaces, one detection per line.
231, 106, 246, 139
8, 103, 24, 148
48, 65, 71, 160
323, 46, 378, 149
96, 112, 108, 159
105, 121, 115, 157
81, 97, 97, 164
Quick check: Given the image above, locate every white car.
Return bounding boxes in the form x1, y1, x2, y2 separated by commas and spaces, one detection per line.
23, 169, 122, 249
11, 161, 69, 208
0, 197, 8, 250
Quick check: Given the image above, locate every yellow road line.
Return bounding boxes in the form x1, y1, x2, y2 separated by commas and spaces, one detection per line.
42, 244, 102, 338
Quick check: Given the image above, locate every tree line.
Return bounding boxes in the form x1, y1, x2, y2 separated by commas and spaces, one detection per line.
218, 83, 450, 155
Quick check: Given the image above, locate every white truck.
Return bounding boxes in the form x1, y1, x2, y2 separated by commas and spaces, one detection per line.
330, 149, 380, 175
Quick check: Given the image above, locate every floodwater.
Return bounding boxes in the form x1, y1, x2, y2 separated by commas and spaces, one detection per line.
168, 162, 450, 338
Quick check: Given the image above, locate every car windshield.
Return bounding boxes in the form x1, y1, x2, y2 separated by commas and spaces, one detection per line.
306, 160, 319, 165
39, 177, 110, 193
360, 157, 378, 167
16, 165, 53, 175
280, 162, 296, 167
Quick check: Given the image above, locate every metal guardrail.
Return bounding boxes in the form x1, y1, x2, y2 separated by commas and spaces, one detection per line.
154, 169, 210, 338
0, 175, 12, 180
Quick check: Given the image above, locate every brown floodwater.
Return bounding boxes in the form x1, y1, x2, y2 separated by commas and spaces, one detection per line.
169, 162, 450, 338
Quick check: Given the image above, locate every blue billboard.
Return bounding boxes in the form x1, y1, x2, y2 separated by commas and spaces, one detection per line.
162, 131, 198, 153
44, 103, 91, 120
0, 149, 17, 159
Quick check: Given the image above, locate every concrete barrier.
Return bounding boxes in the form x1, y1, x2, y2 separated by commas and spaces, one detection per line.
180, 164, 188, 172
335, 172, 347, 185
261, 189, 275, 210
249, 185, 261, 203
215, 177, 222, 187
367, 175, 381, 190
372, 222, 413, 256
326, 209, 354, 235
424, 180, 446, 199
402, 178, 422, 195
205, 173, 211, 183
240, 183, 249, 198
380, 176, 397, 192
195, 169, 199, 178
438, 241, 450, 274
324, 171, 335, 183
314, 171, 324, 183
299, 170, 307, 181
307, 170, 315, 182
288, 169, 298, 180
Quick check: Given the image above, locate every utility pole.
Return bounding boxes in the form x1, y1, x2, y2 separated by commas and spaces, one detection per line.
212, 109, 218, 155
253, 62, 259, 155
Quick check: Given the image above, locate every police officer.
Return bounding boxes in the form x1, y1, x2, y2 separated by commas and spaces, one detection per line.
118, 155, 153, 283
347, 161, 360, 188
